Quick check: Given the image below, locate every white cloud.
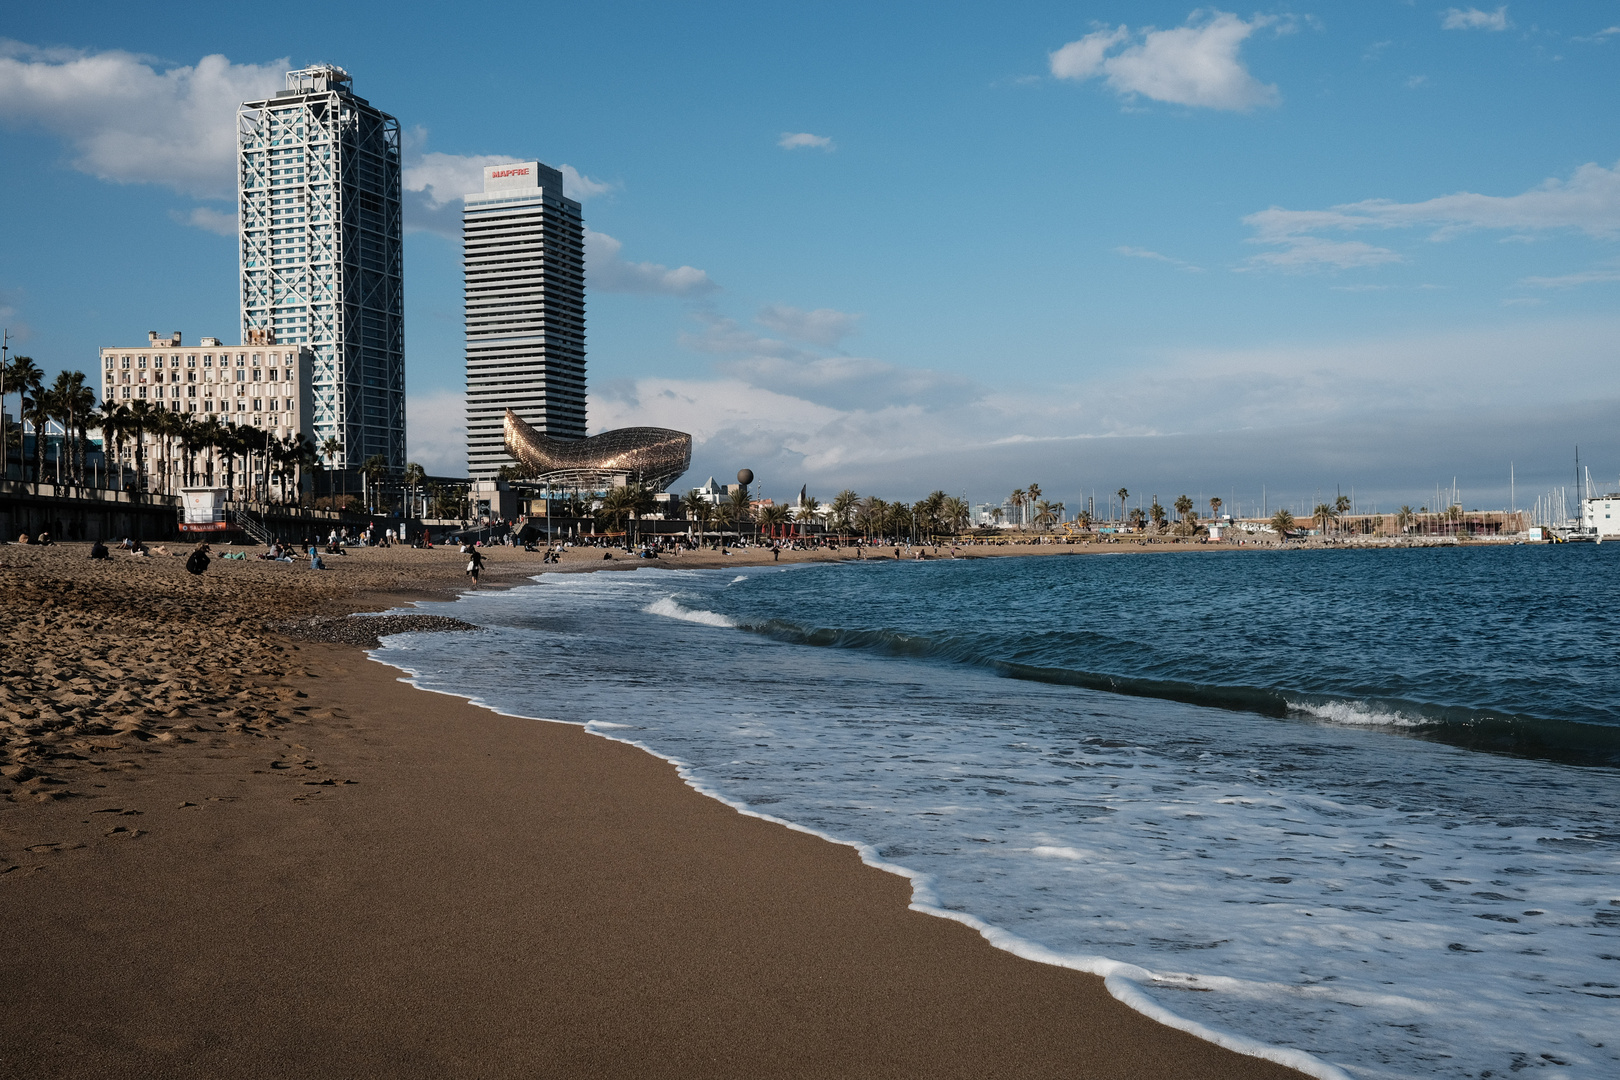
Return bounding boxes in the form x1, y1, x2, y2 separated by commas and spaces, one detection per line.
1519, 263, 1620, 288
592, 316, 1620, 504
1115, 246, 1204, 272
1441, 7, 1510, 32
755, 304, 861, 346
587, 229, 718, 296
1243, 159, 1620, 270
1243, 237, 1404, 272
406, 388, 466, 477
678, 311, 811, 360
0, 41, 284, 199
778, 132, 834, 151
1049, 12, 1279, 111
173, 206, 238, 236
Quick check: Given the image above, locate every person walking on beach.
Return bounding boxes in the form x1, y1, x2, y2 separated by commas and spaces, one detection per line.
466, 546, 485, 587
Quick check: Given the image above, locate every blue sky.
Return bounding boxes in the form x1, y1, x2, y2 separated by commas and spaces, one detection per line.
2, 2, 1618, 514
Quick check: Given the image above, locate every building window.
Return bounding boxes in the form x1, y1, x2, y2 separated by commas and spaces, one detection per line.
138, 356, 147, 369
188, 355, 197, 367
121, 356, 130, 369
138, 387, 147, 399
237, 370, 245, 382
236, 355, 246, 366
253, 399, 263, 411
170, 356, 181, 368
268, 368, 279, 382
204, 355, 213, 366
120, 373, 130, 384
120, 386, 130, 399
268, 398, 278, 411
187, 386, 197, 398
237, 401, 246, 412
171, 387, 181, 398
105, 356, 115, 370
252, 368, 262, 382
187, 371, 196, 383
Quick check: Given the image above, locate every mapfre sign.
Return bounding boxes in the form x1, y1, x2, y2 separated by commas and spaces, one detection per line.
484, 161, 541, 190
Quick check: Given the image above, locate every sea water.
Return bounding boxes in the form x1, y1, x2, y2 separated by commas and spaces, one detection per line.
371, 546, 1620, 1079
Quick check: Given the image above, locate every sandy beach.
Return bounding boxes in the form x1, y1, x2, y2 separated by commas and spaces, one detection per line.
1, 540, 1307, 1079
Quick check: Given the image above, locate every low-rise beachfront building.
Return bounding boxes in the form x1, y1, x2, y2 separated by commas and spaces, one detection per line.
99, 331, 313, 435
1582, 494, 1620, 539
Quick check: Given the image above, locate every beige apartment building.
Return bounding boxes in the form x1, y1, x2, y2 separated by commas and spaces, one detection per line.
100, 331, 313, 436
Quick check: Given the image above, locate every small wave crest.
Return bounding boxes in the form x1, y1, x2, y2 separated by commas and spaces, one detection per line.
740, 618, 1620, 767
644, 596, 738, 628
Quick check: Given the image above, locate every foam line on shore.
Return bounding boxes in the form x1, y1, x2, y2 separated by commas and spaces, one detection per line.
364, 609, 1350, 1080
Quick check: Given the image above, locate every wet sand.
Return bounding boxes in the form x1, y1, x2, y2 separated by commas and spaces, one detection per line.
1, 541, 1306, 1078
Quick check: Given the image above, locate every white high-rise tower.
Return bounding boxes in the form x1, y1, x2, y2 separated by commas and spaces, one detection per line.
237, 65, 405, 469
463, 161, 586, 480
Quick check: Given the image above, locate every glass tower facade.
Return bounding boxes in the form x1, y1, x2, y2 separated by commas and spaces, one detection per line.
237, 65, 404, 469
463, 160, 586, 480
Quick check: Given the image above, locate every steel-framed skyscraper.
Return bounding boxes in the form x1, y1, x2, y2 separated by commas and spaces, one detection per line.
463, 161, 585, 480
238, 65, 405, 469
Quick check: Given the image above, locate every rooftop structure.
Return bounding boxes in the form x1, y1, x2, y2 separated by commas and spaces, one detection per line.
238, 65, 404, 470
464, 161, 586, 479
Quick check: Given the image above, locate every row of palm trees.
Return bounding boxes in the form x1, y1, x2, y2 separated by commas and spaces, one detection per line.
2, 355, 322, 502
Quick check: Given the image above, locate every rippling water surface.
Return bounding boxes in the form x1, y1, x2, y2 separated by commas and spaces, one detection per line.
374, 546, 1620, 1080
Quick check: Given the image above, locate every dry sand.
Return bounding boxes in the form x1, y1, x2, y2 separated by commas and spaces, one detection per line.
1, 540, 1306, 1078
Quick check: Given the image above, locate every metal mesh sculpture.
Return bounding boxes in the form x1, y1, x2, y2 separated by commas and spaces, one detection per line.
503, 410, 692, 492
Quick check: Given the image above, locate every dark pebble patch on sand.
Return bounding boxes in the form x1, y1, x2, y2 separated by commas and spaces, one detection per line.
277, 614, 480, 648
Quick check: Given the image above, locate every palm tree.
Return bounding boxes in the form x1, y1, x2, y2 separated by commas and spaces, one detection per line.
727, 484, 753, 541
857, 496, 888, 540
1174, 494, 1195, 524
1396, 505, 1415, 534
1033, 499, 1058, 530
22, 377, 54, 492
1116, 487, 1129, 523
402, 461, 426, 518
125, 400, 153, 492
320, 435, 343, 507
829, 489, 859, 540
1127, 506, 1146, 531
362, 453, 388, 513
940, 495, 970, 535
1334, 493, 1352, 534
94, 399, 125, 490
1208, 496, 1223, 521
759, 502, 791, 539
1026, 483, 1042, 530
1009, 489, 1026, 530
1270, 508, 1296, 537
1076, 507, 1094, 531
989, 506, 1004, 528
5, 356, 44, 482
1313, 502, 1337, 536
795, 495, 821, 535
1148, 498, 1167, 533
682, 490, 708, 543
598, 484, 639, 538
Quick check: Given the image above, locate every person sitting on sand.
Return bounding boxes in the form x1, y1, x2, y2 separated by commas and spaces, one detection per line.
37, 532, 53, 547
185, 543, 211, 576
89, 539, 109, 560
309, 546, 326, 570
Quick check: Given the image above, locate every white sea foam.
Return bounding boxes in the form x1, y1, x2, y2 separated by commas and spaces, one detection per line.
368, 568, 1620, 1080
1290, 698, 1430, 728
643, 595, 737, 627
